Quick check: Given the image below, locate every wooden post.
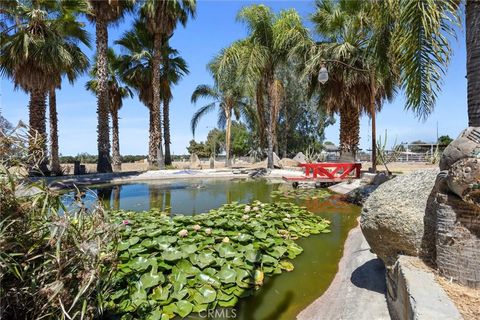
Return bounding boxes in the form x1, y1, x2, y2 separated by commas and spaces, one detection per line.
370, 73, 377, 173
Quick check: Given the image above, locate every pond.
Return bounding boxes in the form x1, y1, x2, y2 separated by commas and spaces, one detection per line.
61, 178, 359, 320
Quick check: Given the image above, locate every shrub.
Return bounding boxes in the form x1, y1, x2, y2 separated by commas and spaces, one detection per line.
0, 127, 116, 319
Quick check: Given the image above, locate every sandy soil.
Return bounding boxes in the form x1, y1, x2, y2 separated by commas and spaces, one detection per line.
435, 274, 480, 319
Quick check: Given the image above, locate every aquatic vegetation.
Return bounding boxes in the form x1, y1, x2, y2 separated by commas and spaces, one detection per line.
105, 201, 330, 319
271, 188, 331, 201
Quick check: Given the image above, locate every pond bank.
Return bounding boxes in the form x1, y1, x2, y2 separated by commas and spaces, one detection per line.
297, 224, 390, 320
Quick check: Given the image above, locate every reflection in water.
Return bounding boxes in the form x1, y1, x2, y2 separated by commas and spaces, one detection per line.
60, 178, 359, 320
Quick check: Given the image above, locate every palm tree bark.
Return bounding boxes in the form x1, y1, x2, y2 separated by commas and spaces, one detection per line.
147, 103, 157, 167
29, 89, 49, 175
370, 73, 377, 172
266, 78, 275, 169
152, 33, 165, 169
111, 109, 121, 172
95, 18, 112, 173
467, 0, 480, 126
163, 98, 172, 166
256, 82, 266, 149
339, 102, 360, 160
48, 89, 61, 175
225, 109, 232, 167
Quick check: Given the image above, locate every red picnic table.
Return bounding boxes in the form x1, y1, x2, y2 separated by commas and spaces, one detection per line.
283, 162, 362, 182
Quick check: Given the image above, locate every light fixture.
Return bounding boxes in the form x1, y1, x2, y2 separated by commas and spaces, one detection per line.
318, 64, 329, 84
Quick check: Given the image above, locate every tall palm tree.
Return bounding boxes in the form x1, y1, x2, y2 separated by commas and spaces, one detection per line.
87, 0, 135, 173
305, 0, 398, 165
141, 0, 196, 169
116, 21, 188, 166
214, 5, 309, 168
86, 49, 133, 172
160, 40, 189, 166
116, 20, 156, 162
191, 84, 246, 167
0, 0, 90, 175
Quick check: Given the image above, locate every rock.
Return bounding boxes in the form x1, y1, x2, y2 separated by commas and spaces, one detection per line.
426, 171, 480, 288
440, 127, 480, 170
278, 158, 300, 167
446, 157, 480, 205
372, 172, 390, 186
262, 152, 281, 168
189, 153, 201, 169
293, 152, 306, 163
360, 169, 439, 266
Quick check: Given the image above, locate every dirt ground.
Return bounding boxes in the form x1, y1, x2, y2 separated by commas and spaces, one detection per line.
435, 275, 480, 320
61, 161, 438, 175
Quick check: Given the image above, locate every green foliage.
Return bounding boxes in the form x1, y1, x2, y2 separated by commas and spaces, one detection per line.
105, 201, 330, 319
437, 135, 453, 147
186, 140, 210, 158
0, 126, 116, 320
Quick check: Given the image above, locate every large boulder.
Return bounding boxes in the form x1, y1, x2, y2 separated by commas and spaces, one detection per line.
278, 158, 300, 168
360, 169, 439, 266
293, 152, 306, 163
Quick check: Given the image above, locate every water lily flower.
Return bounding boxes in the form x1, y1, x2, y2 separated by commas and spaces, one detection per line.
205, 228, 212, 235
260, 203, 266, 208
193, 224, 201, 231
222, 237, 230, 243
244, 206, 251, 212
178, 229, 188, 237
256, 214, 261, 218
285, 213, 291, 218
253, 206, 259, 211
122, 220, 129, 225
242, 214, 249, 220
282, 218, 290, 222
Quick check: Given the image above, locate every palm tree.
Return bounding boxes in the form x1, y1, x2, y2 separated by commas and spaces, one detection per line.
86, 49, 133, 172
141, 0, 196, 169
116, 20, 156, 163
160, 39, 189, 166
214, 5, 309, 168
0, 0, 90, 175
116, 21, 188, 166
191, 84, 246, 167
87, 0, 135, 173
466, 0, 480, 128
306, 0, 398, 165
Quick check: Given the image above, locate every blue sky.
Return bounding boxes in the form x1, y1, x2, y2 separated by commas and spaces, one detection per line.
0, 0, 468, 156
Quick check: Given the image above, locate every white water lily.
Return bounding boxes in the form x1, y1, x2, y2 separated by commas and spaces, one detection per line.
256, 214, 261, 218
222, 237, 230, 243
282, 218, 290, 222
253, 206, 259, 211
244, 206, 251, 212
285, 213, 291, 218
242, 214, 249, 220
178, 229, 188, 237
260, 203, 266, 208
205, 228, 212, 235
192, 224, 201, 231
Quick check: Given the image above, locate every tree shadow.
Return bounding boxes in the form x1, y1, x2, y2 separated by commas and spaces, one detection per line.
350, 258, 386, 294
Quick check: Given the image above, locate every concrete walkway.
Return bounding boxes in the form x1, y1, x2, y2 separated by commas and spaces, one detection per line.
297, 225, 390, 320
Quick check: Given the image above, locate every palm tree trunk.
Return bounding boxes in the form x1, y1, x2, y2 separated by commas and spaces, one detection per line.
467, 0, 480, 126
225, 110, 232, 167
339, 102, 360, 160
147, 103, 157, 167
113, 185, 121, 210
256, 82, 266, 150
266, 78, 275, 169
95, 18, 112, 173
152, 33, 165, 169
163, 98, 172, 166
48, 88, 61, 175
370, 73, 377, 172
111, 109, 121, 172
29, 89, 49, 175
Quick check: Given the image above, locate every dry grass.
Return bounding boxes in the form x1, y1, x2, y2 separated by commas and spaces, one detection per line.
435, 275, 480, 320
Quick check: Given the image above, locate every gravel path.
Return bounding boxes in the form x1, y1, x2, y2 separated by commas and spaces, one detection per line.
297, 224, 390, 320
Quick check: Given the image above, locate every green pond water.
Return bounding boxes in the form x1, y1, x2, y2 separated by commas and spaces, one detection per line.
62, 178, 359, 320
